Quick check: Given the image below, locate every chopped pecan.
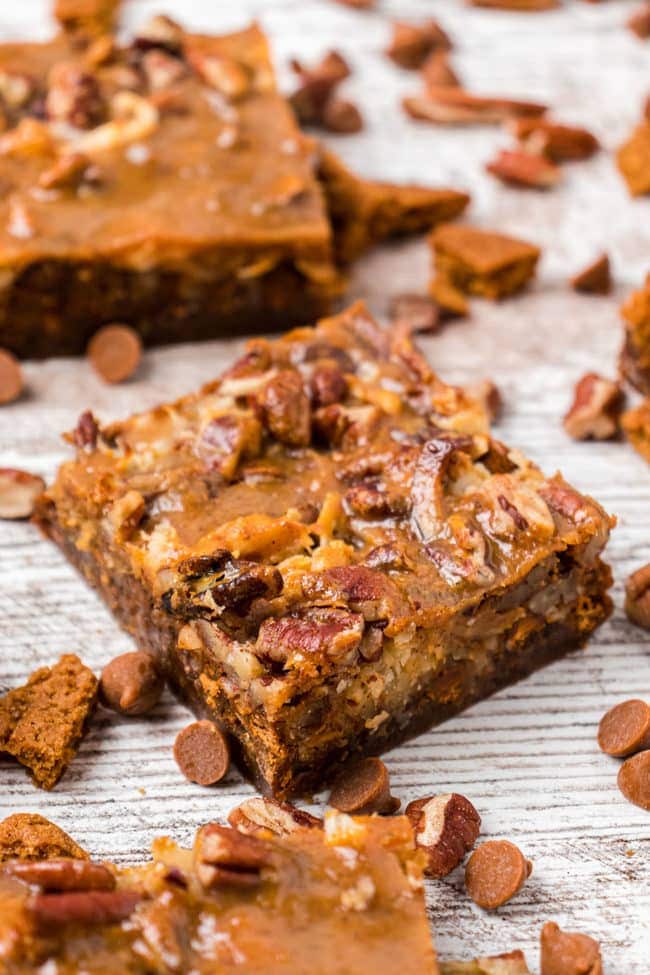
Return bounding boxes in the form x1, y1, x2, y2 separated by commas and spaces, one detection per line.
389, 293, 440, 334
198, 413, 262, 478
194, 824, 274, 889
486, 149, 562, 189
322, 97, 363, 134
570, 253, 611, 294
363, 543, 410, 571
1, 859, 115, 892
509, 117, 599, 162
0, 469, 45, 520
563, 373, 623, 441
410, 438, 458, 540
46, 62, 105, 129
301, 565, 410, 621
129, 894, 190, 975
108, 489, 146, 539
405, 793, 481, 878
404, 87, 546, 125
255, 609, 364, 663
228, 798, 323, 837
30, 890, 142, 930
386, 20, 451, 70
309, 363, 348, 408
303, 341, 355, 372
628, 3, 650, 40
166, 554, 283, 619
422, 51, 461, 90
289, 50, 350, 126
258, 369, 311, 446
71, 410, 99, 450
467, 379, 503, 423
141, 49, 187, 92
0, 71, 32, 110
314, 404, 381, 448
345, 481, 408, 519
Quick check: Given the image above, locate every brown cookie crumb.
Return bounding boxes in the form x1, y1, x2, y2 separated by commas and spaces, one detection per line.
0, 655, 98, 789
328, 757, 400, 814
0, 348, 23, 405
598, 699, 650, 757
87, 324, 142, 384
465, 839, 532, 909
0, 813, 88, 862
429, 274, 470, 318
540, 921, 603, 975
0, 469, 45, 520
99, 651, 164, 716
625, 563, 650, 629
617, 749, 650, 810
174, 720, 230, 786
570, 253, 611, 294
622, 398, 650, 461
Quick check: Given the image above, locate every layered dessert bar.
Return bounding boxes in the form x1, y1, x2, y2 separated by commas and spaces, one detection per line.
0, 811, 439, 974
36, 302, 613, 797
0, 8, 468, 358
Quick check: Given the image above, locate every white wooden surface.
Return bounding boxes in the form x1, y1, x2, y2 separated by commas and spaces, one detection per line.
1, 0, 649, 969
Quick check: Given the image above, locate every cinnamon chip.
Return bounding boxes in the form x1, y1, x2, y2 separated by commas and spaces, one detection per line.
598, 699, 650, 757
540, 921, 603, 975
617, 749, 650, 810
486, 149, 562, 189
328, 757, 400, 814
173, 720, 230, 786
386, 20, 451, 70
0, 348, 23, 404
87, 324, 142, 384
570, 253, 612, 294
465, 839, 532, 909
0, 468, 45, 520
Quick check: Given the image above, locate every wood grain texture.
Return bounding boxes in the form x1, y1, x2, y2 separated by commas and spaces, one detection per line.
1, 0, 649, 969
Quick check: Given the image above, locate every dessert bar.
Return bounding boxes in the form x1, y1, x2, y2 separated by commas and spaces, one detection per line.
36, 302, 613, 797
0, 811, 439, 974
0, 7, 468, 358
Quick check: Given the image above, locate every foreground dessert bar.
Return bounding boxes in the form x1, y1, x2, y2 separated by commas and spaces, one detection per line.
37, 303, 613, 797
0, 8, 468, 358
0, 812, 439, 974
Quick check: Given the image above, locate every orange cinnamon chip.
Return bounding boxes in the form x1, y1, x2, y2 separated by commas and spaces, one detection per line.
465, 839, 532, 909
174, 720, 230, 786
617, 749, 650, 810
87, 324, 142, 384
597, 699, 650, 757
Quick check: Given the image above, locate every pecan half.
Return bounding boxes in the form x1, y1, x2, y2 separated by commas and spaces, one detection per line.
258, 369, 311, 446
563, 373, 623, 441
486, 149, 561, 189
194, 824, 274, 889
198, 413, 262, 478
30, 890, 142, 930
410, 438, 458, 540
309, 364, 348, 408
1, 859, 115, 892
228, 798, 323, 837
255, 609, 364, 664
301, 565, 410, 621
405, 793, 481, 878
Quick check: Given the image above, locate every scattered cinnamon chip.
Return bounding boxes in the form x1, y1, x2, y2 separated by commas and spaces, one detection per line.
386, 19, 451, 70
570, 253, 611, 294
540, 922, 603, 975
87, 324, 142, 384
429, 274, 470, 318
468, 0, 560, 8
628, 3, 650, 39
0, 348, 23, 404
0, 655, 98, 790
509, 118, 599, 162
465, 839, 532, 909
99, 651, 164, 716
617, 121, 650, 196
404, 87, 546, 126
431, 224, 540, 300
422, 51, 462, 90
617, 749, 650, 810
0, 468, 45, 520
563, 373, 623, 441
389, 293, 441, 334
173, 720, 230, 786
486, 149, 562, 189
598, 699, 650, 757
328, 757, 400, 814
0, 813, 89, 862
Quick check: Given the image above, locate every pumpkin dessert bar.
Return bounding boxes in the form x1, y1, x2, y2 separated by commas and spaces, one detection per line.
36, 302, 613, 797
0, 810, 439, 975
0, 8, 467, 358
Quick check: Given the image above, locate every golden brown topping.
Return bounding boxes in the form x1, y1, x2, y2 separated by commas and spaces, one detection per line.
622, 397, 650, 461
228, 797, 323, 837
625, 564, 650, 629
187, 51, 250, 100
389, 293, 441, 334
386, 20, 451, 70
194, 823, 274, 889
328, 758, 400, 815
1, 858, 115, 892
0, 813, 88, 862
597, 699, 650, 757
99, 651, 163, 716
133, 14, 184, 52
30, 891, 143, 932
570, 253, 611, 294
258, 369, 311, 446
431, 224, 540, 300
38, 152, 95, 191
87, 323, 142, 384
0, 469, 44, 520
464, 840, 532, 909
486, 149, 562, 190
0, 348, 23, 404
540, 921, 603, 975
405, 793, 481, 877
563, 373, 623, 441
617, 750, 650, 810
173, 720, 230, 786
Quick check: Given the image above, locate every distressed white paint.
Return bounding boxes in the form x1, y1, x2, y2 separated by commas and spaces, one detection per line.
0, 0, 649, 970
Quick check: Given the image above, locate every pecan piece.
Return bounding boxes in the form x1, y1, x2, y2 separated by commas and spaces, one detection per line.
194, 824, 274, 889
570, 253, 611, 295
301, 565, 410, 622
258, 369, 311, 446
465, 840, 532, 910
255, 609, 364, 664
30, 890, 142, 931
404, 88, 546, 126
625, 564, 650, 630
628, 3, 650, 40
198, 413, 262, 478
188, 52, 250, 100
510, 117, 599, 162
563, 373, 623, 441
309, 363, 348, 408
322, 97, 363, 134
410, 438, 458, 540
486, 149, 561, 189
422, 51, 461, 90
540, 921, 602, 975
72, 410, 99, 450
46, 62, 105, 129
228, 798, 323, 837
0, 469, 45, 520
289, 51, 350, 126
345, 481, 408, 519
2, 858, 115, 892
133, 15, 184, 54
329, 758, 400, 814
467, 379, 503, 423
386, 20, 451, 70
167, 552, 283, 619
405, 793, 481, 878
389, 293, 440, 334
